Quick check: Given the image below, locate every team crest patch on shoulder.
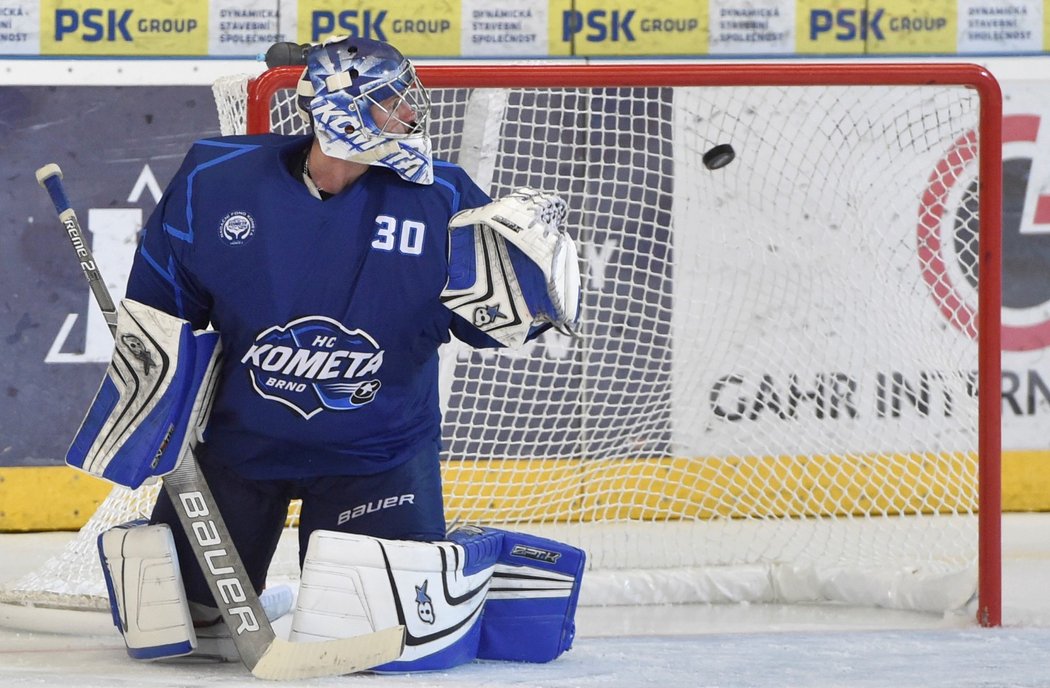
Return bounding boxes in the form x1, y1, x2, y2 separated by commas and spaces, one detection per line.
219, 212, 256, 245
239, 316, 384, 419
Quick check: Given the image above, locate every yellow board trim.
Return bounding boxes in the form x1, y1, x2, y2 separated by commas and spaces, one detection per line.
0, 466, 113, 531
0, 450, 1041, 531
443, 452, 979, 522
1001, 451, 1050, 512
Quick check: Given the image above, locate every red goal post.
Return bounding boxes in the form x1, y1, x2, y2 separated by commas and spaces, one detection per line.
236, 62, 1002, 625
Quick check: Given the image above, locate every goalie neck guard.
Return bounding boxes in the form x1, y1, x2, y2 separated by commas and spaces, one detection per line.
297, 36, 433, 185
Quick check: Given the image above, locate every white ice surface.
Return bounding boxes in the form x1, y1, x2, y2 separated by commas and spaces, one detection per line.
2, 514, 1050, 687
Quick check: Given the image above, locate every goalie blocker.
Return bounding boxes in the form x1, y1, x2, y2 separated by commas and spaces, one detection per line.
66, 299, 221, 489
291, 526, 585, 670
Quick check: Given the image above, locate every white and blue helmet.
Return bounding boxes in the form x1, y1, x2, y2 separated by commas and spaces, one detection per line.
297, 36, 433, 185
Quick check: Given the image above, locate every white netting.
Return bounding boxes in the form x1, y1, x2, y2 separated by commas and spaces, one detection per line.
1, 65, 997, 624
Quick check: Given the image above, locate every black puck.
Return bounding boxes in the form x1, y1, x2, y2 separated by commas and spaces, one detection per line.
703, 143, 736, 170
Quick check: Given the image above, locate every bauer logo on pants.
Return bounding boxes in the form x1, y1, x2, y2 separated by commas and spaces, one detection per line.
240, 316, 384, 419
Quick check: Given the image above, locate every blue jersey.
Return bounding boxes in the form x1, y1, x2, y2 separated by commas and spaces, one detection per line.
126, 134, 497, 479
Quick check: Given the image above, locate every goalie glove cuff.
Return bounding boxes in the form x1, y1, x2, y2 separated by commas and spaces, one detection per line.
549, 232, 582, 336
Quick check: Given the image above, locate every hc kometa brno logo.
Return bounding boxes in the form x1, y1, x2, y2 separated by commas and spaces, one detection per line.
240, 316, 384, 419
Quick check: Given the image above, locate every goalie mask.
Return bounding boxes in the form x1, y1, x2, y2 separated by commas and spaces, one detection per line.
297, 36, 433, 185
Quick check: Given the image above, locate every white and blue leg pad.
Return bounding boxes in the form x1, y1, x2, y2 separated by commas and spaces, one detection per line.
463, 527, 586, 663
290, 529, 502, 671
67, 299, 222, 489
98, 520, 196, 660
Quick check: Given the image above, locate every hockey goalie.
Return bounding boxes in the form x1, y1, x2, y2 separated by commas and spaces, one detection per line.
65, 34, 585, 673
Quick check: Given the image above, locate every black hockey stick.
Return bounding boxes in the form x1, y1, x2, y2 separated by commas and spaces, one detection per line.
35, 163, 404, 680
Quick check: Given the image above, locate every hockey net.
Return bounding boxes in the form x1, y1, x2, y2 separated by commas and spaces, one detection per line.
1, 63, 1002, 628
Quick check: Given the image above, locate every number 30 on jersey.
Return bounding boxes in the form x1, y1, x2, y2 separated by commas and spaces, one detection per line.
372, 215, 426, 255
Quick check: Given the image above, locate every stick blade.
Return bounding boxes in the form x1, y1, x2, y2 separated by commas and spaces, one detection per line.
250, 625, 405, 681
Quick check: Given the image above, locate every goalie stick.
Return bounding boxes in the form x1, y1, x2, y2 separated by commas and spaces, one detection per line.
34, 163, 405, 680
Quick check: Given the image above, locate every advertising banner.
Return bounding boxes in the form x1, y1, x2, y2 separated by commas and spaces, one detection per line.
0, 2, 37, 54
957, 0, 1044, 53
291, 0, 460, 55
3, 0, 1048, 58
799, 0, 956, 54
995, 81, 1050, 449
0, 84, 221, 466
209, 0, 286, 56
2, 70, 1050, 514
708, 0, 795, 54
461, 0, 549, 56
549, 0, 709, 56
39, 0, 208, 56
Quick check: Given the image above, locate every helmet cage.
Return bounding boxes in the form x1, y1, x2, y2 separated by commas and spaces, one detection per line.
298, 37, 434, 185
352, 61, 431, 138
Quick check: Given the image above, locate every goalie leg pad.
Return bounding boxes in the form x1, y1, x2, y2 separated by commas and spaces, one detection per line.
290, 529, 503, 671
67, 299, 222, 489
98, 520, 197, 660
459, 527, 586, 663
